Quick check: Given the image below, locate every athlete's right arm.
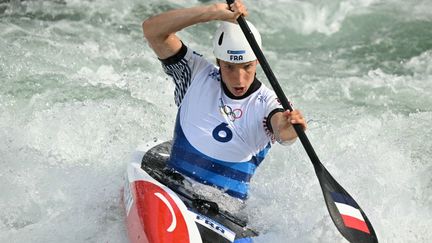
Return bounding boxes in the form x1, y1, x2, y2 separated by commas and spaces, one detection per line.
142, 1, 247, 59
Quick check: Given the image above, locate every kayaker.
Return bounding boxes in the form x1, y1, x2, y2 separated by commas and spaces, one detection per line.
142, 0, 307, 200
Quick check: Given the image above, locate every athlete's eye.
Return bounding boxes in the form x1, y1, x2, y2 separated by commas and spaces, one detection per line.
226, 65, 235, 71
244, 62, 256, 70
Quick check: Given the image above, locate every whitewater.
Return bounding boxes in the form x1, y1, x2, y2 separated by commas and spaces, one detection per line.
1, 0, 431, 242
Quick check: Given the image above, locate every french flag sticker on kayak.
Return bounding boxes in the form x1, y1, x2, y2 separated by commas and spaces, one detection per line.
331, 192, 370, 234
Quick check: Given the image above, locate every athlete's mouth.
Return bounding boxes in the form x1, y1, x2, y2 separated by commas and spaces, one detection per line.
233, 87, 245, 94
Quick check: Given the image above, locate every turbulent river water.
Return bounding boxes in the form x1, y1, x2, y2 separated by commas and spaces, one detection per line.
1, 0, 431, 242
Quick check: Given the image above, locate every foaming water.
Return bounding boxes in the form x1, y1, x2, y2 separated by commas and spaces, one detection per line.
1, 0, 431, 242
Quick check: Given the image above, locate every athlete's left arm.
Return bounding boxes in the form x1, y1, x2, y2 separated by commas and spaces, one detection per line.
270, 110, 307, 144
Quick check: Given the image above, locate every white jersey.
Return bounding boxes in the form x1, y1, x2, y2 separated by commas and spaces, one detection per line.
161, 44, 283, 199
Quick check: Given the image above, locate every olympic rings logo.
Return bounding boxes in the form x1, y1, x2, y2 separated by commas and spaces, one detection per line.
220, 105, 243, 122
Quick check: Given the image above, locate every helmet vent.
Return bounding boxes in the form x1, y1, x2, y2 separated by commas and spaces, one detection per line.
218, 32, 224, 46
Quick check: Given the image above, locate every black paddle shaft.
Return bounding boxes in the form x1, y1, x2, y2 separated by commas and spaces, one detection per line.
225, 1, 378, 242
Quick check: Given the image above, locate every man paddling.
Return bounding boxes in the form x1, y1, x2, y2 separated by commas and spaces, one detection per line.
142, 0, 307, 200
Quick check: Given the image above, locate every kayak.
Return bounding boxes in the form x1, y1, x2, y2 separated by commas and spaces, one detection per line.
122, 140, 259, 243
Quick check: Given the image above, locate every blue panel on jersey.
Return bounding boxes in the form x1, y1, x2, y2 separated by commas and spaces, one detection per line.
171, 162, 249, 199
173, 147, 254, 182
168, 114, 271, 199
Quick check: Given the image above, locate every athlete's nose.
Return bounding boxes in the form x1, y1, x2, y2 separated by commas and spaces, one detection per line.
231, 67, 247, 85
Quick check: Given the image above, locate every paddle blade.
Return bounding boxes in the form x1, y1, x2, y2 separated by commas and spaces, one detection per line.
315, 163, 378, 243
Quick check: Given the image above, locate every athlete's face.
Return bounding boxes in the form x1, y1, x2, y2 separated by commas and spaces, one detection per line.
219, 59, 258, 97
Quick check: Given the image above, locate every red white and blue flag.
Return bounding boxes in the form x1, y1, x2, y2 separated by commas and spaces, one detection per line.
331, 192, 370, 234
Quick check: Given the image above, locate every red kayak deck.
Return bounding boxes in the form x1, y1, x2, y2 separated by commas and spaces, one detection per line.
122, 141, 257, 243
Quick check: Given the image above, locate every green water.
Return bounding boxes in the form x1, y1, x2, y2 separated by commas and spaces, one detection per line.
1, 0, 431, 242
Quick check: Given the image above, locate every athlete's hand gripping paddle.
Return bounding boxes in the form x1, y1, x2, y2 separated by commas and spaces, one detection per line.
225, 1, 378, 242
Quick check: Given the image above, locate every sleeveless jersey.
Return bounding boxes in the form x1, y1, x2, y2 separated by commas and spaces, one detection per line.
161, 44, 282, 199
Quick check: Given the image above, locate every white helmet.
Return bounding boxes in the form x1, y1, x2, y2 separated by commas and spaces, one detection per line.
213, 21, 262, 63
